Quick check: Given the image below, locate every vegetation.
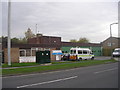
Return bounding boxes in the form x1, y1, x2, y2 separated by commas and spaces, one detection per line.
2, 61, 73, 68
70, 39, 77, 42
25, 28, 35, 40
2, 59, 117, 76
2, 62, 40, 68
70, 37, 89, 43
1, 28, 35, 44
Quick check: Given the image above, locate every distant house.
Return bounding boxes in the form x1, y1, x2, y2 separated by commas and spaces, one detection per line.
101, 37, 120, 56
101, 37, 120, 49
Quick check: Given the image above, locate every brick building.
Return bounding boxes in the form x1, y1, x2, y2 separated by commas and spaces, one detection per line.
101, 37, 120, 56
28, 34, 61, 45
2, 34, 102, 63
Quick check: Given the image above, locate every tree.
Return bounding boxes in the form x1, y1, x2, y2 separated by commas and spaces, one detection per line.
70, 39, 77, 42
78, 37, 89, 43
19, 37, 27, 44
11, 37, 20, 44
25, 28, 35, 40
70, 37, 90, 43
1, 36, 7, 45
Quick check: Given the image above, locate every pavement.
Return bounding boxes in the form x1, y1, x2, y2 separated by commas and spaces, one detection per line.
2, 62, 118, 88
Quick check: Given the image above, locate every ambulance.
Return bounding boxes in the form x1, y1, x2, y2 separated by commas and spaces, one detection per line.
69, 47, 94, 60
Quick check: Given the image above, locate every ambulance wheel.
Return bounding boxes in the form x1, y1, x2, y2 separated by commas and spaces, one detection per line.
91, 57, 94, 60
78, 58, 82, 61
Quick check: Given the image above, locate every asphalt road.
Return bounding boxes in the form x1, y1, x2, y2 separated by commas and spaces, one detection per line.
94, 56, 111, 60
2, 62, 118, 88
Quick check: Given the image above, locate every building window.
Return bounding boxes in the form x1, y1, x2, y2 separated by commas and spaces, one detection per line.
20, 49, 26, 56
112, 43, 115, 45
32, 50, 36, 56
26, 49, 31, 56
54, 41, 56, 43
107, 42, 111, 46
20, 51, 25, 56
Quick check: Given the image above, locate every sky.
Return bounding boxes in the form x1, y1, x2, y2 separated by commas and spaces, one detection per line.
2, 0, 119, 43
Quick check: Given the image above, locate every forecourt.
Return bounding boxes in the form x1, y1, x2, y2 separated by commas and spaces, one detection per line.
2, 62, 118, 88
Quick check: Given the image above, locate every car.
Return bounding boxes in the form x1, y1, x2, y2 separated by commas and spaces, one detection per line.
61, 53, 70, 61
112, 48, 120, 57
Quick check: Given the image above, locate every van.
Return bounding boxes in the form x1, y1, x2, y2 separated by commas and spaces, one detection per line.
112, 48, 120, 57
69, 47, 94, 61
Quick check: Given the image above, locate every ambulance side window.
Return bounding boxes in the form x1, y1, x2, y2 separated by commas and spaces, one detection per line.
83, 50, 87, 54
78, 50, 82, 54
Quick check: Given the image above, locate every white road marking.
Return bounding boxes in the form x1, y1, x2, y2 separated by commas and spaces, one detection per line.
17, 76, 78, 88
94, 68, 118, 74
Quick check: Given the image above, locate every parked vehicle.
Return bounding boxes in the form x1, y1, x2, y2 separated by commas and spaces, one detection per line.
61, 53, 70, 61
69, 47, 94, 61
112, 48, 120, 57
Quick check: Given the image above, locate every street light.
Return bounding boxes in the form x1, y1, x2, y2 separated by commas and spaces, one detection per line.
8, 0, 11, 66
110, 22, 118, 37
110, 22, 118, 58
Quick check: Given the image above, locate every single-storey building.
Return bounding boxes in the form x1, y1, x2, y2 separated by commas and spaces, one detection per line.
2, 34, 103, 63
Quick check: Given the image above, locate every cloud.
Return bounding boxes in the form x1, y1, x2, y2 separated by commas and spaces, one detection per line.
2, 2, 118, 43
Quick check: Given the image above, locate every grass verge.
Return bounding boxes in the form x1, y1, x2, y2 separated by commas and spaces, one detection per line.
2, 59, 117, 76
2, 61, 74, 68
2, 62, 40, 68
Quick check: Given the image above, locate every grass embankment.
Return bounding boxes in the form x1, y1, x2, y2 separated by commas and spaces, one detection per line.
2, 59, 117, 76
2, 61, 73, 68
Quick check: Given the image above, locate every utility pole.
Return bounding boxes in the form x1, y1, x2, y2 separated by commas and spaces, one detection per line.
8, 0, 11, 66
35, 24, 37, 35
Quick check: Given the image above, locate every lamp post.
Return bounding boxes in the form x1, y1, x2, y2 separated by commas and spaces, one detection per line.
110, 22, 118, 58
8, 0, 11, 66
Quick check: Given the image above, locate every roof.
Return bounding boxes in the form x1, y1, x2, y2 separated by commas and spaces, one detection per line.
61, 42, 101, 47
102, 37, 120, 44
30, 35, 61, 39
11, 43, 61, 49
70, 47, 91, 51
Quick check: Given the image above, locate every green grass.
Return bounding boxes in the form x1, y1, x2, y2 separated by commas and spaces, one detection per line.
2, 62, 40, 68
2, 59, 117, 76
2, 61, 73, 68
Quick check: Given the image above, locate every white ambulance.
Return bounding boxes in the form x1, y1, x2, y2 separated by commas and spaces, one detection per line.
69, 47, 94, 60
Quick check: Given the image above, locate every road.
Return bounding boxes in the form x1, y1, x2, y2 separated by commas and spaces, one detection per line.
94, 56, 111, 60
2, 62, 118, 88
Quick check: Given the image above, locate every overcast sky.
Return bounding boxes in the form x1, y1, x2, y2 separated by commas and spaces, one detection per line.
2, 0, 119, 43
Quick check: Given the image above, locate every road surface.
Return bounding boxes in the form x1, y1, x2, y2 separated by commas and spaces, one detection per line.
2, 62, 118, 88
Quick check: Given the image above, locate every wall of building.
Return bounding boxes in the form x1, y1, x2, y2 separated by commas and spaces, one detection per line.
19, 47, 57, 62
4, 48, 19, 63
101, 37, 120, 56
102, 37, 119, 49
28, 36, 61, 45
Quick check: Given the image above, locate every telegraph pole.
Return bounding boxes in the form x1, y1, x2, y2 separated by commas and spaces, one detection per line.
8, 0, 11, 66
36, 24, 37, 35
